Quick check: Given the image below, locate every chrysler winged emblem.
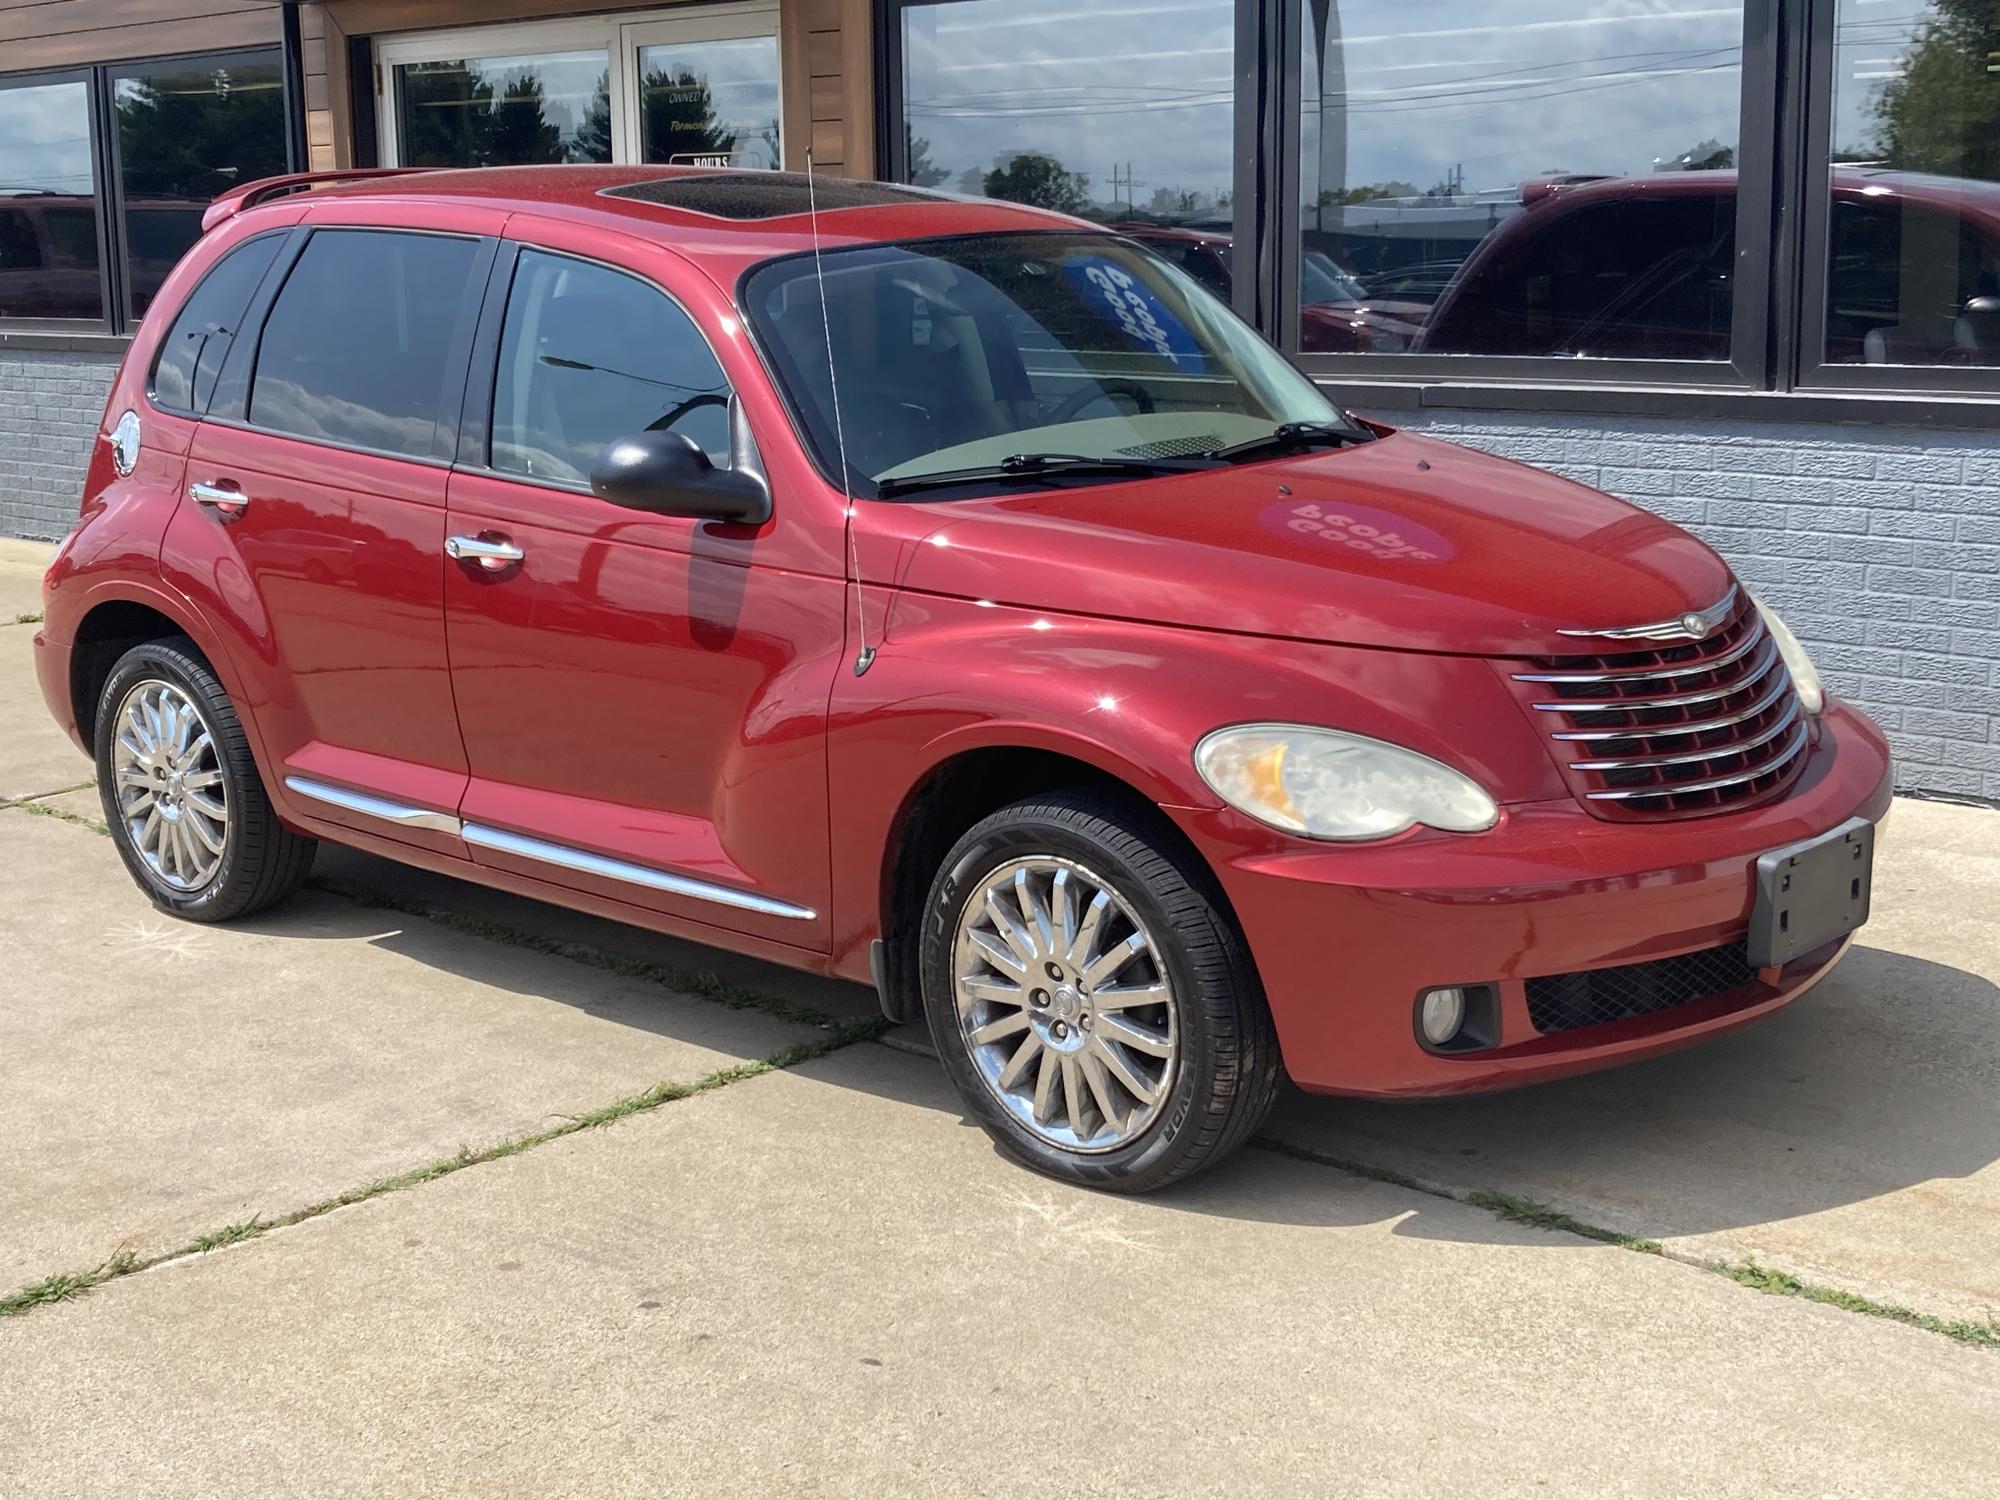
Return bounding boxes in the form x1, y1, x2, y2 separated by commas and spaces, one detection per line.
1557, 587, 1740, 643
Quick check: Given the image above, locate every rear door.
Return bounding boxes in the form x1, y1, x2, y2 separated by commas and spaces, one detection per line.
441, 221, 841, 952
174, 206, 498, 852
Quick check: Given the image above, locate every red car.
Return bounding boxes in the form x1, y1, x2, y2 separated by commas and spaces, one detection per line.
34, 165, 1891, 1190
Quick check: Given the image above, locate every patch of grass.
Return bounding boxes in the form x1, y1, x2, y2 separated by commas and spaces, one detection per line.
8, 611, 41, 626
189, 1218, 269, 1253
1252, 1135, 1434, 1195
1714, 1260, 2000, 1350
0, 1018, 887, 1320
0, 778, 94, 811
1466, 1189, 1664, 1255
313, 874, 846, 1031
20, 798, 109, 837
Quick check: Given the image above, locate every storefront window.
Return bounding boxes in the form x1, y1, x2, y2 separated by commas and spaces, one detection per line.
1821, 0, 2000, 369
1299, 0, 1745, 359
0, 76, 102, 322
897, 0, 1235, 230
112, 55, 286, 317
637, 36, 781, 167
395, 51, 614, 167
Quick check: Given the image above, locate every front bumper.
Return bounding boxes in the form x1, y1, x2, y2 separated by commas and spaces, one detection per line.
1179, 702, 1893, 1097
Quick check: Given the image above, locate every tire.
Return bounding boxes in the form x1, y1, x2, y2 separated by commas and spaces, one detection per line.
919, 790, 1283, 1192
94, 637, 316, 922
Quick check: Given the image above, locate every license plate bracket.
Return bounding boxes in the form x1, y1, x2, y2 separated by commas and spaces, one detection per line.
1748, 816, 1875, 968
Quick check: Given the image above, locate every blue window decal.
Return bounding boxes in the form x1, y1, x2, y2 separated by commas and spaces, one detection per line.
1060, 255, 1206, 371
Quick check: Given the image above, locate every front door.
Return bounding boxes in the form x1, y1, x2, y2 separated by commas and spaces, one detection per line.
442, 226, 840, 951
179, 213, 496, 851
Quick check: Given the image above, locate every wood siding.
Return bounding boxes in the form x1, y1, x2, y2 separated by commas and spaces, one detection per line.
0, 0, 281, 74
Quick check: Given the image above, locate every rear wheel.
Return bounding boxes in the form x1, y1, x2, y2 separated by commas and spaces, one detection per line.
95, 638, 315, 922
920, 791, 1282, 1191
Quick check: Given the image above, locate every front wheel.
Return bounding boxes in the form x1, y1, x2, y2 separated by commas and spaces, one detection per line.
919, 791, 1283, 1191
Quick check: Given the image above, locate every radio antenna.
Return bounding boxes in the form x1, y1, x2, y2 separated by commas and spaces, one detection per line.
806, 148, 875, 676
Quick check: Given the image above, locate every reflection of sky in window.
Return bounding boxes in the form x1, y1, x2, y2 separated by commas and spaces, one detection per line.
1830, 1, 1926, 157
903, 0, 1234, 208
1305, 1, 1745, 201
0, 81, 96, 197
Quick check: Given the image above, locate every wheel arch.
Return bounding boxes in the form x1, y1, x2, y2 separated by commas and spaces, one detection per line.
67, 586, 232, 756
871, 736, 1227, 1024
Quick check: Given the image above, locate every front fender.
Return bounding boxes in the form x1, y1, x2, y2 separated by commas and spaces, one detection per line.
824, 589, 1565, 979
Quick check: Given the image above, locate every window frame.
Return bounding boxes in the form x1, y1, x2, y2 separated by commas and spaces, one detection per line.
373, 4, 782, 171
456, 240, 739, 497
1273, 0, 1779, 392
1790, 0, 2000, 398
144, 227, 289, 416
0, 46, 293, 338
0, 66, 114, 333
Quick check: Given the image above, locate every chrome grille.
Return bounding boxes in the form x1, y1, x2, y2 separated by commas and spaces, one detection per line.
1512, 596, 1809, 820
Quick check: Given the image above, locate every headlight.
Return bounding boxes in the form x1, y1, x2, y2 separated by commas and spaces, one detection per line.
1752, 596, 1825, 715
1194, 724, 1499, 841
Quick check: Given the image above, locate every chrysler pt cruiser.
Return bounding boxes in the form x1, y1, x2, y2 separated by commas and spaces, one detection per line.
33, 166, 1891, 1190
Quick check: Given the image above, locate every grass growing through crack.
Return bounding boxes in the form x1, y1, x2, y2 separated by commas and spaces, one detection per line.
8, 611, 41, 626
1716, 1261, 2000, 1349
1467, 1189, 1665, 1255
20, 799, 109, 836
0, 1018, 887, 1319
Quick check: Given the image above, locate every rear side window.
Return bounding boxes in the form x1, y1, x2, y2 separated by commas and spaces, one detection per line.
249, 229, 479, 457
151, 234, 283, 414
490, 249, 730, 484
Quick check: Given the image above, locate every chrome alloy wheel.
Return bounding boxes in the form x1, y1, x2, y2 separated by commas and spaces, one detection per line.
953, 856, 1179, 1153
111, 678, 229, 892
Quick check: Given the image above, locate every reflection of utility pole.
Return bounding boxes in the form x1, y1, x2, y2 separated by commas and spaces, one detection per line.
1310, 1, 1345, 230
1109, 161, 1138, 213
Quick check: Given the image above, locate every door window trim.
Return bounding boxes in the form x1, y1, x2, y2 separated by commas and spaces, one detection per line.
458, 238, 739, 498
373, 4, 782, 170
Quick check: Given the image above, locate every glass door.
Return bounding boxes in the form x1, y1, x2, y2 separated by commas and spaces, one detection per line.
619, 5, 782, 169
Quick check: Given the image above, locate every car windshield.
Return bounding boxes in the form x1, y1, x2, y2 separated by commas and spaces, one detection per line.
1301, 250, 1368, 305
741, 231, 1351, 497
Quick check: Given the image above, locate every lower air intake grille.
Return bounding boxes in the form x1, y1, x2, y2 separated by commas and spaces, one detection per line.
1526, 942, 1759, 1035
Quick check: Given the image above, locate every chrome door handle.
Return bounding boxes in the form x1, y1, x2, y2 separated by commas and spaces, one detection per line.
445, 534, 525, 571
190, 481, 248, 520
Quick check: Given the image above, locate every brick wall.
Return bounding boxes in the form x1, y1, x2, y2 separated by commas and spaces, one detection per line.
0, 350, 118, 542
1379, 409, 2000, 804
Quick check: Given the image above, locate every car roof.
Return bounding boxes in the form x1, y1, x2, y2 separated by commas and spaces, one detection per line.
231, 164, 1103, 283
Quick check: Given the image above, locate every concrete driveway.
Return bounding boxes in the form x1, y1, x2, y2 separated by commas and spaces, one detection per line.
3, 535, 1997, 1496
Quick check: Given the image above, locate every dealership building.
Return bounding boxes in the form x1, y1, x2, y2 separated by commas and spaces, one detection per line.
3, 0, 1996, 801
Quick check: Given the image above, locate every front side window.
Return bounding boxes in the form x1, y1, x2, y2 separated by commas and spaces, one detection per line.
1298, 0, 1746, 360
491, 249, 731, 483
743, 232, 1345, 495
0, 76, 102, 322
1821, 0, 2000, 370
249, 230, 480, 457
112, 54, 286, 318
151, 234, 283, 413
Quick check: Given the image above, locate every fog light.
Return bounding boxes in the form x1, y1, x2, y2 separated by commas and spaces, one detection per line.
1418, 987, 1467, 1046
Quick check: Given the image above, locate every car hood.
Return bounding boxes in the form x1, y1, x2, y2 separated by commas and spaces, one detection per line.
875, 430, 1735, 656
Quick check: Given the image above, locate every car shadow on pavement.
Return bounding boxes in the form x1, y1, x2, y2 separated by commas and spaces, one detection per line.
279, 848, 1995, 1260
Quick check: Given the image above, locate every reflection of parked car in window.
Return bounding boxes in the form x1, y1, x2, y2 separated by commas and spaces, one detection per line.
0, 192, 100, 320
1416, 168, 2000, 365
1110, 221, 1428, 353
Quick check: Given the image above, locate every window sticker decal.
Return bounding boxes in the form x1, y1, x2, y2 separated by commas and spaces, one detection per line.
1060, 255, 1206, 371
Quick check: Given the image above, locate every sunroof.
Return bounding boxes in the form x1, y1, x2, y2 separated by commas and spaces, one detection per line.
600, 172, 948, 220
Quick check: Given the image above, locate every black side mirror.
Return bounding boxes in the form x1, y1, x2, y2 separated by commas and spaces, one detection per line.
588, 430, 771, 525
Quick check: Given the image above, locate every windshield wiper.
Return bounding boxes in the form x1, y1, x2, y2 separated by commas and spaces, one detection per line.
1206, 421, 1373, 464
875, 451, 1209, 498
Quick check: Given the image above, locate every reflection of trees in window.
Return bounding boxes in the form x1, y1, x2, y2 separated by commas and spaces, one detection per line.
403, 64, 606, 166
116, 66, 285, 203
906, 131, 949, 187
983, 152, 1090, 214
1874, 1, 2000, 180
1665, 139, 1735, 171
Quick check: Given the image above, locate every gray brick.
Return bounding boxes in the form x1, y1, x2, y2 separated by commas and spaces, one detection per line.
1905, 707, 1990, 740
1866, 564, 1954, 597
1875, 453, 1964, 484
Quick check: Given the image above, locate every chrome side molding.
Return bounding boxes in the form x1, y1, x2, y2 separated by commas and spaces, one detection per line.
462, 823, 817, 921
283, 775, 461, 834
